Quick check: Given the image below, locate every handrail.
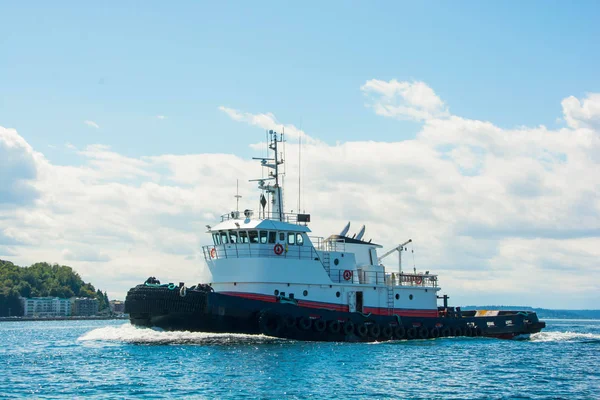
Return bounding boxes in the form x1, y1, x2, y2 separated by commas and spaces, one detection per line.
220, 211, 308, 224
327, 268, 438, 287
203, 244, 321, 262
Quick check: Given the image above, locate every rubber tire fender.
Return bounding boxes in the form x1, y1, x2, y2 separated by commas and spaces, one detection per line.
298, 317, 312, 331
474, 327, 483, 337
418, 326, 429, 339
283, 315, 296, 330
381, 325, 394, 339
430, 327, 440, 338
368, 324, 381, 339
259, 311, 282, 337
464, 326, 473, 337
328, 320, 341, 334
452, 326, 463, 337
406, 327, 417, 340
343, 320, 355, 335
356, 324, 368, 338
314, 319, 327, 333
394, 326, 406, 339
441, 326, 452, 337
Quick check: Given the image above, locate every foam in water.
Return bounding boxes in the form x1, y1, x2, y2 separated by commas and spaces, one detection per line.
530, 331, 600, 342
77, 324, 286, 345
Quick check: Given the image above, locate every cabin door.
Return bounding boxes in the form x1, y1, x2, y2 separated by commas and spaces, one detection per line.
356, 291, 364, 313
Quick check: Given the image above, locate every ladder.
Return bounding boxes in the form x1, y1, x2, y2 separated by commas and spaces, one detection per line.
387, 288, 395, 316
322, 252, 331, 276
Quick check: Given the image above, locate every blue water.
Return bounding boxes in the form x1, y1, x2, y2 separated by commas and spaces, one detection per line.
0, 319, 598, 399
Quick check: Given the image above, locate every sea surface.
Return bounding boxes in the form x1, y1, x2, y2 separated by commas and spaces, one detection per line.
0, 319, 598, 399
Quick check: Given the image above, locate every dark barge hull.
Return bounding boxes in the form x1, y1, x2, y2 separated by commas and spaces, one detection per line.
125, 283, 546, 342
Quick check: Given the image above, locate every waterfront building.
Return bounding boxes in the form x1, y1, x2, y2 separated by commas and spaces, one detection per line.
109, 300, 125, 313
21, 297, 72, 317
71, 298, 99, 316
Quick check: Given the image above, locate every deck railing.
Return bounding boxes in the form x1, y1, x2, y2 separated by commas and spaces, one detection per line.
220, 210, 309, 225
202, 244, 321, 262
328, 268, 438, 287
309, 236, 346, 252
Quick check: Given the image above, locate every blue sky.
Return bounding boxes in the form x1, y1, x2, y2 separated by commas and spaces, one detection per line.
1, 2, 600, 307
2, 1, 599, 160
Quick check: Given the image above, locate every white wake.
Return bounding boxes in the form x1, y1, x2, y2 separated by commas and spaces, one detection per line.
530, 330, 600, 342
77, 323, 285, 345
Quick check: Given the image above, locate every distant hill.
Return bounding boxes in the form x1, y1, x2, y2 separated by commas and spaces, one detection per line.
0, 259, 109, 317
462, 305, 600, 319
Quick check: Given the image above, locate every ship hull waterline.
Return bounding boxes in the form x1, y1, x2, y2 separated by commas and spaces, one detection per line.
125, 284, 546, 342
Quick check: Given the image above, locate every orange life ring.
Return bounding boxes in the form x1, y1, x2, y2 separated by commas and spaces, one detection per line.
210, 248, 216, 258
415, 276, 422, 285
274, 244, 284, 255
343, 270, 353, 281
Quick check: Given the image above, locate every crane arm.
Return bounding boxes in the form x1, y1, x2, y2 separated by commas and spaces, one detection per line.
378, 239, 412, 262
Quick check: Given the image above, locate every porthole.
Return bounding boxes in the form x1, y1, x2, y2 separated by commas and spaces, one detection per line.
274, 290, 279, 296
409, 294, 413, 300
303, 290, 308, 297
336, 291, 341, 298
425, 289, 428, 292
395, 294, 400, 300
334, 258, 339, 266
234, 282, 237, 286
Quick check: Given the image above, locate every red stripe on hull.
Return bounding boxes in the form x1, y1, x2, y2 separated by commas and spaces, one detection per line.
219, 291, 437, 318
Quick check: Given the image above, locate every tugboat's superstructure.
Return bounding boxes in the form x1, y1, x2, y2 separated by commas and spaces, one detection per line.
125, 131, 545, 341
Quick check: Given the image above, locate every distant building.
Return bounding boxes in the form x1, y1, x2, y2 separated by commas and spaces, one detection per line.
71, 298, 99, 316
109, 300, 125, 313
21, 297, 71, 317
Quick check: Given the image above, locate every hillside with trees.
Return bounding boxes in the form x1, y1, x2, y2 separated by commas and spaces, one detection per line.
0, 259, 109, 317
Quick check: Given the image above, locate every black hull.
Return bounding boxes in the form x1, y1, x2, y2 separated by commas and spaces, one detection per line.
125, 283, 546, 342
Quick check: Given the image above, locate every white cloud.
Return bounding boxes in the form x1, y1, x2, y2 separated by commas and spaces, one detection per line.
156, 115, 167, 120
84, 120, 100, 129
1, 84, 599, 308
218, 106, 318, 144
561, 93, 600, 129
62, 248, 111, 262
360, 79, 450, 121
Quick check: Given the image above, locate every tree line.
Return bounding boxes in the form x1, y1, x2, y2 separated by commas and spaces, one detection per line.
0, 259, 110, 317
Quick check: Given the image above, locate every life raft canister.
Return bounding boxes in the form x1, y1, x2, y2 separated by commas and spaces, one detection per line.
274, 244, 284, 255
343, 270, 353, 281
210, 248, 217, 258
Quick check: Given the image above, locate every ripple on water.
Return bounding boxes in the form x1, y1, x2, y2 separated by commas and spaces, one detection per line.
1, 319, 599, 399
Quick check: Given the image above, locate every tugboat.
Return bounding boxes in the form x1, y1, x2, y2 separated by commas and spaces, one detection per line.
125, 130, 546, 341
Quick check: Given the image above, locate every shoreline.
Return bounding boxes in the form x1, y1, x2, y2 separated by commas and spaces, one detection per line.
0, 316, 129, 322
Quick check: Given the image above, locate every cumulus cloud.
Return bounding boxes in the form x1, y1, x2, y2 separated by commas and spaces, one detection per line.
360, 79, 450, 121
561, 93, 600, 129
84, 120, 100, 129
0, 127, 39, 205
218, 106, 318, 144
1, 83, 599, 307
62, 248, 111, 262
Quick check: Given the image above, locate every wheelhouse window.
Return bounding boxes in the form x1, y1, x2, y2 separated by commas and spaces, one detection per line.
239, 231, 249, 243
296, 233, 304, 246
249, 230, 259, 244
268, 232, 276, 244
279, 232, 285, 241
288, 232, 296, 245
220, 231, 229, 244
213, 234, 220, 245
260, 231, 268, 244
229, 231, 238, 244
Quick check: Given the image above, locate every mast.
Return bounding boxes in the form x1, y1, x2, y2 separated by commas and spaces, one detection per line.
251, 130, 285, 221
